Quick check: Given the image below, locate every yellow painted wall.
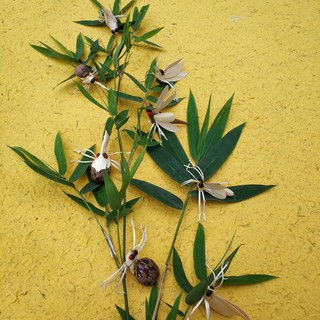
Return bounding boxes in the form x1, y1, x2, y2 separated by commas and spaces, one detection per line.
1, 0, 319, 319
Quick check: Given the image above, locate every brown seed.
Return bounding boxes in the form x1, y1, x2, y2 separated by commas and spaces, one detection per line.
75, 64, 90, 78
90, 166, 111, 184
134, 258, 159, 286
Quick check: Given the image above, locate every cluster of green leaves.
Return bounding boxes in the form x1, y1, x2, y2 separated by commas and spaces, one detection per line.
75, 0, 163, 47
173, 223, 277, 316
31, 0, 163, 87
131, 93, 275, 211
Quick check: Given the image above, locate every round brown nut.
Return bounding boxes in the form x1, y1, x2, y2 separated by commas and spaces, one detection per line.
134, 258, 159, 286
90, 165, 111, 184
75, 64, 90, 78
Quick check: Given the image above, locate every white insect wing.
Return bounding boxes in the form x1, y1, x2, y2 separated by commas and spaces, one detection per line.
204, 182, 234, 199
154, 86, 169, 111
154, 90, 175, 113
154, 112, 175, 123
163, 58, 183, 75
166, 71, 188, 83
157, 121, 179, 133
164, 61, 184, 79
209, 295, 250, 320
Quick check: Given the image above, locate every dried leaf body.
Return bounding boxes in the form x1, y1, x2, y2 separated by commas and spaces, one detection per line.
103, 8, 119, 34
134, 257, 160, 286
75, 64, 90, 78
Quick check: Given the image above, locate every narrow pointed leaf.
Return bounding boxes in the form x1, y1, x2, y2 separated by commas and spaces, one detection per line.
103, 171, 121, 211
133, 37, 162, 48
204, 93, 234, 154
147, 145, 190, 183
120, 0, 136, 13
25, 162, 74, 187
161, 131, 189, 166
115, 305, 135, 320
194, 223, 207, 280
75, 33, 84, 61
166, 293, 182, 320
148, 284, 158, 317
115, 109, 129, 129
69, 145, 95, 182
125, 129, 159, 147
120, 156, 131, 196
93, 183, 108, 207
198, 123, 246, 179
106, 197, 140, 221
131, 179, 183, 210
132, 4, 149, 30
31, 44, 75, 62
54, 132, 67, 175
164, 302, 185, 318
90, 0, 103, 9
124, 72, 147, 92
74, 20, 104, 26
105, 118, 114, 136
74, 81, 108, 111
130, 147, 146, 178
112, 0, 120, 14
108, 89, 118, 116
64, 193, 105, 215
197, 95, 211, 160
194, 184, 275, 203
55, 73, 76, 88
134, 27, 164, 43
224, 274, 278, 286
187, 90, 200, 161
50, 35, 75, 58
215, 245, 242, 275
10, 146, 62, 178
116, 91, 143, 103
185, 276, 212, 305
80, 181, 101, 194
83, 39, 99, 64
145, 59, 157, 90
173, 247, 193, 293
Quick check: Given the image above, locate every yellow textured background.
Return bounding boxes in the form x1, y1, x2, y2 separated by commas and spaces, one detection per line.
1, 0, 319, 319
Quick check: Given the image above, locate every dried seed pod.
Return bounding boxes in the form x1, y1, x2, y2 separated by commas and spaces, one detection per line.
90, 160, 111, 184
75, 64, 90, 78
134, 257, 159, 286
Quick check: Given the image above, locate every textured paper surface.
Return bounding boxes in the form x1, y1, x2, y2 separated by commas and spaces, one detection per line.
1, 0, 319, 319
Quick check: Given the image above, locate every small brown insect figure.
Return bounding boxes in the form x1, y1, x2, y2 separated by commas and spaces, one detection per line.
187, 263, 250, 320
100, 219, 159, 292
99, 8, 127, 34
147, 86, 188, 143
74, 64, 109, 91
71, 131, 121, 183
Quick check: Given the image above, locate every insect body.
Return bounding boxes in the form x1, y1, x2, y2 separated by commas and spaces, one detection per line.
187, 263, 250, 320
156, 58, 188, 100
74, 64, 109, 90
147, 86, 188, 143
100, 220, 159, 291
99, 8, 127, 34
182, 161, 234, 220
72, 131, 120, 183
